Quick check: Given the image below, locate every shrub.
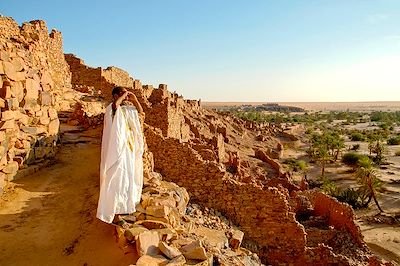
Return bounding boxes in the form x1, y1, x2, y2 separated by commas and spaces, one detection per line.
350, 132, 365, 141
342, 152, 368, 168
336, 188, 360, 209
351, 144, 360, 151
387, 136, 400, 145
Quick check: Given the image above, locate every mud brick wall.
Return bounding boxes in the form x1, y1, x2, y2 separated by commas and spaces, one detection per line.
145, 126, 310, 264
0, 17, 70, 193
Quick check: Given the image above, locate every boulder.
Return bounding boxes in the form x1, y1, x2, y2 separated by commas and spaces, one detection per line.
136, 254, 169, 266
228, 229, 244, 250
180, 240, 208, 261
146, 205, 171, 218
124, 225, 149, 242
165, 254, 186, 266
25, 78, 40, 100
136, 231, 160, 256
193, 226, 228, 249
159, 242, 182, 259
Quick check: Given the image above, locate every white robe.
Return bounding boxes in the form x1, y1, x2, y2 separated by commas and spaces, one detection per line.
97, 104, 144, 223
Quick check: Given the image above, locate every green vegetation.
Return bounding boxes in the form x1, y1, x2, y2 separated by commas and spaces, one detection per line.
350, 132, 365, 141
387, 136, 400, 145
356, 158, 384, 213
342, 152, 369, 170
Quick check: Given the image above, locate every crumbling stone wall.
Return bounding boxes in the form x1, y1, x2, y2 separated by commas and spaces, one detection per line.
65, 54, 135, 100
0, 17, 70, 193
145, 126, 309, 264
301, 190, 365, 248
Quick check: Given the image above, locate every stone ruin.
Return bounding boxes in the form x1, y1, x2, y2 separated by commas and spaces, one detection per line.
0, 17, 394, 265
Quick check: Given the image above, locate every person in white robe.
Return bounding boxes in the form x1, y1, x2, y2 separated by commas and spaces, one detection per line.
97, 87, 144, 224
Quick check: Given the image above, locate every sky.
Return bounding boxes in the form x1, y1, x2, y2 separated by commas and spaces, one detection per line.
1, 1, 400, 102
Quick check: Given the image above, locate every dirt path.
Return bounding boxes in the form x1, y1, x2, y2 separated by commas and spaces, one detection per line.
0, 129, 134, 266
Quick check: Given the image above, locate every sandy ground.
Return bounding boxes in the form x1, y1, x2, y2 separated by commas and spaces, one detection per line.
281, 128, 400, 265
0, 128, 134, 266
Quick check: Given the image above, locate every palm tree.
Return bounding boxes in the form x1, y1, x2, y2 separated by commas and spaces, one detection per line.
356, 159, 384, 213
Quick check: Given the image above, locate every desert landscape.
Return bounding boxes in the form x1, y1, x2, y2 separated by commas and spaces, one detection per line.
0, 3, 399, 266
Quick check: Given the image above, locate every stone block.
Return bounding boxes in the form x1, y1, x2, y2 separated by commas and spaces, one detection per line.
124, 225, 149, 242
11, 57, 25, 72
1, 110, 15, 121
136, 231, 160, 256
20, 126, 37, 135
180, 240, 208, 261
136, 254, 169, 266
18, 114, 30, 126
48, 108, 57, 119
0, 120, 15, 130
0, 131, 6, 142
48, 118, 60, 135
0, 61, 4, 74
40, 116, 50, 125
146, 205, 171, 218
7, 98, 19, 110
165, 255, 186, 266
40, 71, 53, 86
23, 99, 38, 111
0, 98, 5, 108
0, 51, 10, 61
2, 161, 18, 174
228, 229, 244, 250
159, 242, 182, 259
0, 85, 12, 99
25, 78, 40, 100
193, 227, 228, 249
39, 91, 52, 106
10, 81, 24, 102
3, 61, 24, 81
0, 172, 5, 195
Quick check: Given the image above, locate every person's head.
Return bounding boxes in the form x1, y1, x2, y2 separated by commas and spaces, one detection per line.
112, 87, 126, 101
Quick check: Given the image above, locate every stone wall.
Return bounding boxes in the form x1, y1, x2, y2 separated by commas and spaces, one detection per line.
0, 17, 71, 193
145, 126, 309, 264
65, 54, 135, 100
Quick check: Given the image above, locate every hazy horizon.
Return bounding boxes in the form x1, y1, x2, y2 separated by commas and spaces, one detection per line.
1, 1, 399, 102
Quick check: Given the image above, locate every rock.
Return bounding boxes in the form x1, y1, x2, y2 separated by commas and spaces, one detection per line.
135, 220, 171, 230
48, 118, 60, 135
136, 254, 169, 266
229, 229, 244, 250
166, 254, 186, 266
40, 71, 53, 86
2, 161, 18, 174
146, 205, 171, 218
39, 91, 52, 106
159, 242, 182, 259
136, 231, 160, 256
0, 84, 11, 99
124, 225, 149, 242
11, 57, 25, 72
152, 228, 177, 242
180, 240, 208, 261
1, 110, 15, 121
3, 61, 24, 81
10, 81, 24, 102
25, 78, 40, 100
48, 108, 57, 119
193, 226, 228, 249
0, 120, 15, 130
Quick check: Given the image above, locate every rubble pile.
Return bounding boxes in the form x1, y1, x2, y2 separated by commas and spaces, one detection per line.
115, 172, 262, 265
